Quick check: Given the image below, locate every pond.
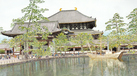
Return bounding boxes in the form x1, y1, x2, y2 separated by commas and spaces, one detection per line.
0, 55, 137, 76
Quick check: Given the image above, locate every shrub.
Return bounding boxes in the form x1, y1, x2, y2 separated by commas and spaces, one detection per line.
128, 50, 136, 54
0, 49, 5, 54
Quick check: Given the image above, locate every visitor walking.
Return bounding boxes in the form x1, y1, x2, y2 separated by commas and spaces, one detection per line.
18, 55, 19, 59
9, 55, 11, 59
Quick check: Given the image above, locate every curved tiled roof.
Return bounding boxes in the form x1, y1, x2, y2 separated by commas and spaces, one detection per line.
1, 21, 61, 37
0, 43, 10, 50
71, 29, 103, 35
48, 10, 96, 24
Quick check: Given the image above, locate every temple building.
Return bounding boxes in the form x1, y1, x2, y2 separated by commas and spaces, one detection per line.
1, 9, 103, 54
48, 9, 103, 39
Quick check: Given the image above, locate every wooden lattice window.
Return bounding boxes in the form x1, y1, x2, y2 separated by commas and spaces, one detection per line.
82, 23, 84, 29
70, 25, 72, 30
86, 23, 88, 29
74, 24, 76, 29
65, 25, 68, 28
78, 24, 80, 29
60, 25, 63, 28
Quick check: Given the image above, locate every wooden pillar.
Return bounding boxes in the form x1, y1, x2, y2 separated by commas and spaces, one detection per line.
82, 23, 84, 29
73, 48, 75, 54
5, 48, 7, 55
48, 41, 50, 47
13, 47, 14, 55
78, 24, 80, 29
20, 43, 21, 55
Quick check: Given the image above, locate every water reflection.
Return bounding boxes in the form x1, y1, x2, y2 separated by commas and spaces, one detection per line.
0, 56, 137, 76
89, 59, 126, 76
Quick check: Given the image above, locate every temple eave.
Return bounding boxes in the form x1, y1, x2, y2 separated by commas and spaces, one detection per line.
59, 21, 95, 24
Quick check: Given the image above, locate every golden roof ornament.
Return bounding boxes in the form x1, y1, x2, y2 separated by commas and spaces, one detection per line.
75, 7, 77, 10
60, 8, 62, 11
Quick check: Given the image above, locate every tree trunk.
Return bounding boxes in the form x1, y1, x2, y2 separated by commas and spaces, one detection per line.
117, 46, 120, 52
81, 45, 84, 55
73, 48, 75, 54
24, 41, 28, 59
100, 35, 102, 55
64, 48, 66, 55
87, 42, 91, 52
81, 45, 84, 51
24, 0, 33, 58
128, 46, 130, 52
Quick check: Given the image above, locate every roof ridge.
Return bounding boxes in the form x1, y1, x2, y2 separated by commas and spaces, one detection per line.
11, 23, 17, 32
14, 21, 58, 24
76, 10, 95, 19
61, 10, 76, 11
52, 21, 59, 31
48, 11, 60, 19
48, 10, 76, 18
48, 10, 96, 20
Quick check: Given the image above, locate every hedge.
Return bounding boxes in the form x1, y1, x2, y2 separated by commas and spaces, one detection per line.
0, 49, 5, 54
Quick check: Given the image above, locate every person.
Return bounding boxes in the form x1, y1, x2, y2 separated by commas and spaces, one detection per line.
9, 55, 11, 59
35, 54, 37, 57
2, 55, 4, 60
18, 55, 19, 59
0, 55, 2, 59
72, 53, 73, 56
10, 48, 13, 53
14, 55, 16, 58
31, 55, 33, 58
4, 55, 7, 59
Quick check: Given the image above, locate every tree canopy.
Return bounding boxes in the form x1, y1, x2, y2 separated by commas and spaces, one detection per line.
105, 13, 126, 51
50, 33, 69, 54
9, 0, 51, 57
70, 33, 93, 51
0, 38, 9, 44
126, 8, 137, 34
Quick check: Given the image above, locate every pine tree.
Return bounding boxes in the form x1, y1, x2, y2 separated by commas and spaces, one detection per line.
126, 8, 137, 34
105, 13, 126, 51
9, 0, 50, 57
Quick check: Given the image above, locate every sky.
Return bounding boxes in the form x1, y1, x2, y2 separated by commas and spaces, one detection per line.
0, 0, 137, 41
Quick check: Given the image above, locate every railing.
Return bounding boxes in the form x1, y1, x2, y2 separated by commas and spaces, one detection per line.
0, 59, 22, 65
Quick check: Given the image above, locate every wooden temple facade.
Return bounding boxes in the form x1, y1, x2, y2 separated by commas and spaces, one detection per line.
1, 9, 103, 55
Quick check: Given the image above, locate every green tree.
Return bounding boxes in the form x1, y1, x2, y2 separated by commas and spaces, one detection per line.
126, 8, 137, 34
98, 34, 107, 54
107, 34, 116, 51
71, 33, 93, 52
9, 25, 51, 57
9, 0, 50, 58
122, 34, 137, 52
126, 8, 137, 53
12, 0, 48, 51
105, 13, 126, 51
1, 38, 9, 44
12, 0, 48, 27
85, 33, 93, 52
50, 33, 69, 55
